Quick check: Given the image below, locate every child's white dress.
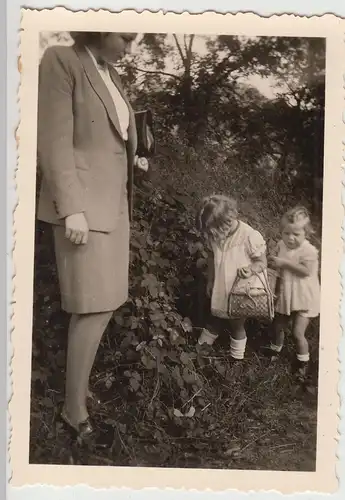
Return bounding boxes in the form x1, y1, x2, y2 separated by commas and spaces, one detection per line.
210, 221, 267, 318
275, 239, 320, 318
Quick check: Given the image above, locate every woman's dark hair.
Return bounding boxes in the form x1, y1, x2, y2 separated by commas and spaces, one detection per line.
70, 31, 137, 48
70, 32, 105, 48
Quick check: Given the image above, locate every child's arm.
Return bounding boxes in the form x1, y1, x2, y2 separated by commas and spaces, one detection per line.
238, 253, 267, 278
271, 256, 312, 277
251, 253, 267, 274
239, 231, 267, 278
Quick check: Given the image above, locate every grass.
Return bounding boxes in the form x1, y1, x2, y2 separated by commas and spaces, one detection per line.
29, 151, 320, 470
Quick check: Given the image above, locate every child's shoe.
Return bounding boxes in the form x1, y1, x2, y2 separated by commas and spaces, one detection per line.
260, 343, 283, 361
293, 360, 310, 383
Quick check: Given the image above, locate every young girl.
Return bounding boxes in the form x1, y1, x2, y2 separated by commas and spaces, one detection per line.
196, 194, 267, 360
265, 206, 320, 377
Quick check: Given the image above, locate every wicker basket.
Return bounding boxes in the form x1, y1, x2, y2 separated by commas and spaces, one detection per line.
228, 272, 275, 321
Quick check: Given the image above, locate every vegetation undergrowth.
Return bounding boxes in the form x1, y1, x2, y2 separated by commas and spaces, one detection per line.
30, 156, 319, 470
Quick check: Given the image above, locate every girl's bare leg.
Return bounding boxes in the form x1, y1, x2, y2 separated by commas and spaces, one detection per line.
292, 314, 310, 361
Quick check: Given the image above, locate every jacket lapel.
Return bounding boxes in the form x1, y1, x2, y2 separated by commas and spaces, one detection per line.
109, 66, 138, 158
73, 45, 123, 141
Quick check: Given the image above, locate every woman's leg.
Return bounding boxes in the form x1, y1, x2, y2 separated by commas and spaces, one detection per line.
228, 318, 247, 359
292, 314, 310, 361
64, 310, 113, 426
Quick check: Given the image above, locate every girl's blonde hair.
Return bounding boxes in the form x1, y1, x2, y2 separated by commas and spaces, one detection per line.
196, 194, 238, 242
280, 206, 314, 237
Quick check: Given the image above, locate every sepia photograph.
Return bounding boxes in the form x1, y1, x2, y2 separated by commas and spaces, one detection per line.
31, 28, 324, 469
10, 8, 342, 493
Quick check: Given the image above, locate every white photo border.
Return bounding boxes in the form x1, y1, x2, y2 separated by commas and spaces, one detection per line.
9, 7, 343, 494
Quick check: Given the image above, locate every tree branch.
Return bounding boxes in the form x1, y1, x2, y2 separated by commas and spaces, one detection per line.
118, 64, 181, 80
173, 34, 186, 66
188, 34, 195, 54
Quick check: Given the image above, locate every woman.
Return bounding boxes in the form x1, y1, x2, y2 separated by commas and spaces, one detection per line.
37, 32, 145, 445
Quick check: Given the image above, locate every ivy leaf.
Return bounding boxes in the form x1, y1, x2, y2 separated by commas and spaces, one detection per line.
181, 317, 193, 333
135, 298, 143, 308
130, 378, 141, 392
180, 351, 192, 365
136, 340, 147, 351
173, 409, 184, 418
150, 311, 165, 322
139, 248, 149, 261
141, 352, 156, 370
132, 371, 141, 381
105, 378, 113, 389
182, 367, 198, 385
118, 423, 127, 434
114, 314, 124, 326
172, 366, 184, 388
185, 406, 196, 418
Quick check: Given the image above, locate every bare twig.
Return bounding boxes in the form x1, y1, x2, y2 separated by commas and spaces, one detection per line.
201, 402, 211, 412
182, 388, 202, 409
149, 376, 161, 407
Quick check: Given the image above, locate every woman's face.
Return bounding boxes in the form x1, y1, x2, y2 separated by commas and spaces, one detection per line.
100, 33, 136, 63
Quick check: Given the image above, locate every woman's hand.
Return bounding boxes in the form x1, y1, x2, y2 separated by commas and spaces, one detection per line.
134, 155, 149, 172
238, 266, 253, 279
65, 212, 89, 245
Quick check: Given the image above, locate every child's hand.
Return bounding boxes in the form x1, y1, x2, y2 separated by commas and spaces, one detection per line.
268, 256, 285, 269
238, 266, 253, 279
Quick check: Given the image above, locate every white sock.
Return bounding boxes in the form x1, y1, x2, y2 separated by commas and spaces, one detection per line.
270, 343, 283, 353
297, 353, 310, 362
230, 337, 247, 360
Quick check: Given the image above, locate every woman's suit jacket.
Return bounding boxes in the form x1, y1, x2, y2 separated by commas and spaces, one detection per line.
37, 44, 138, 233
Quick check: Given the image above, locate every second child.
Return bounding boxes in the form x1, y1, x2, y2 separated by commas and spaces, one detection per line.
265, 206, 320, 377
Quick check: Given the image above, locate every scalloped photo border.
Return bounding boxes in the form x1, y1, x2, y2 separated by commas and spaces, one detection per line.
9, 7, 344, 494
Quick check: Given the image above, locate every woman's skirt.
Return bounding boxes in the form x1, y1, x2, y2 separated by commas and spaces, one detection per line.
53, 208, 130, 314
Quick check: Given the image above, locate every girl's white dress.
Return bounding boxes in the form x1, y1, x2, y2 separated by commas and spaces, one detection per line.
275, 239, 320, 318
210, 221, 267, 318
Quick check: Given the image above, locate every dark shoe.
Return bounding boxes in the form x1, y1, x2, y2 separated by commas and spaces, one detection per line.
293, 360, 309, 382
60, 409, 114, 449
